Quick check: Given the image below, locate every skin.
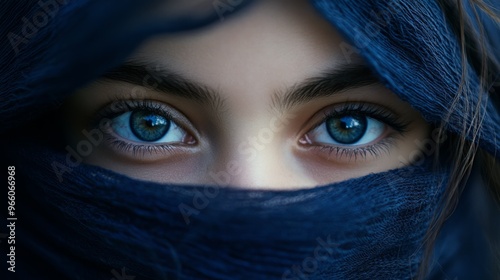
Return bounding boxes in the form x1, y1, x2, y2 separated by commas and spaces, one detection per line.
63, 0, 430, 189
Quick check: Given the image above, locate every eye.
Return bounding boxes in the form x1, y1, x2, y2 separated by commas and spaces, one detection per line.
299, 103, 410, 161
310, 114, 385, 146
95, 100, 197, 154
111, 109, 187, 143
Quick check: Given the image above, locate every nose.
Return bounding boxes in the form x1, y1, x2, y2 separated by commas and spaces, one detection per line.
207, 132, 316, 190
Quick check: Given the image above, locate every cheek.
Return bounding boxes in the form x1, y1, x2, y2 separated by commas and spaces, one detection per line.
68, 99, 432, 188
293, 120, 431, 185
84, 146, 211, 184
69, 115, 431, 189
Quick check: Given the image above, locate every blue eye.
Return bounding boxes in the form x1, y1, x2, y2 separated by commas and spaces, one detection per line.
111, 109, 187, 143
310, 114, 385, 146
130, 110, 170, 141
326, 115, 367, 144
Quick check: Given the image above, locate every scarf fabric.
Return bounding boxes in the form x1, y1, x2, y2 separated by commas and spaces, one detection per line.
7, 146, 445, 279
1, 0, 499, 279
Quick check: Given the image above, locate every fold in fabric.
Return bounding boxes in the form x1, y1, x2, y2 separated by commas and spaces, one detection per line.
1, 0, 498, 156
311, 0, 500, 157
1, 0, 499, 279
0, 0, 253, 134
10, 146, 446, 279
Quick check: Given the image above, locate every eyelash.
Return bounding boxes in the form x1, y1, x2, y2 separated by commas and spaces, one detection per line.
303, 102, 410, 161
315, 103, 409, 133
95, 100, 410, 161
95, 99, 175, 121
94, 99, 190, 157
306, 137, 399, 162
105, 139, 178, 157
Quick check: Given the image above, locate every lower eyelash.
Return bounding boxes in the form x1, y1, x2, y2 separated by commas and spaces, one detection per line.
94, 99, 197, 158
104, 134, 177, 158
301, 103, 409, 162
309, 136, 398, 162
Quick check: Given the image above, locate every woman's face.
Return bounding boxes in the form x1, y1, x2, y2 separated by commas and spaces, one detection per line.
63, 0, 429, 189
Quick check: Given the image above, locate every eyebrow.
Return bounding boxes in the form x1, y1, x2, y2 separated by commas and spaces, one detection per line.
271, 64, 380, 111
102, 62, 380, 112
102, 62, 225, 111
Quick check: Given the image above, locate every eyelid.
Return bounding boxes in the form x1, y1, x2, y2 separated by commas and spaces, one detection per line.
93, 99, 200, 142
91, 99, 201, 160
296, 102, 411, 162
304, 136, 400, 162
303, 102, 410, 137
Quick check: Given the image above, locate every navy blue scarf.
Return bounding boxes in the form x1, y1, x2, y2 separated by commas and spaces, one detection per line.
1, 0, 499, 279
7, 146, 446, 279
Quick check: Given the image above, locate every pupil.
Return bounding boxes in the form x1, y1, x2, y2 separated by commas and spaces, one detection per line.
326, 115, 367, 144
130, 110, 170, 141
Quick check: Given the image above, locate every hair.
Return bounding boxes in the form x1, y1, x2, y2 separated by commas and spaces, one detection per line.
418, 0, 500, 278
3, 1, 498, 278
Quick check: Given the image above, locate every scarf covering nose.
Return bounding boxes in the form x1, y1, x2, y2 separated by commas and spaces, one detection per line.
9, 147, 446, 280
1, 0, 499, 279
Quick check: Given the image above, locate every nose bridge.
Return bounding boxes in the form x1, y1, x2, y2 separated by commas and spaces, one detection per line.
209, 124, 272, 184
234, 136, 283, 188
208, 122, 312, 189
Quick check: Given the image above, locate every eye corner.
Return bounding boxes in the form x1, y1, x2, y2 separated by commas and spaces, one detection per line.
92, 99, 200, 158
296, 102, 411, 163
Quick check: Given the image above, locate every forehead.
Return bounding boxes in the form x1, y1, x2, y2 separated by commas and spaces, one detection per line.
129, 0, 360, 95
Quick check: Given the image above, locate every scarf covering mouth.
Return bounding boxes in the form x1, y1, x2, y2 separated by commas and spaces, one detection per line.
0, 0, 499, 279
10, 146, 446, 280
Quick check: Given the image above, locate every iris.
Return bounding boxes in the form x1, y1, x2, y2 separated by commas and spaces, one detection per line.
129, 110, 170, 141
326, 115, 367, 144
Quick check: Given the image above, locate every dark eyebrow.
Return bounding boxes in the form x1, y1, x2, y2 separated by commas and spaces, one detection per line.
102, 62, 225, 111
102, 62, 379, 113
272, 64, 380, 111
